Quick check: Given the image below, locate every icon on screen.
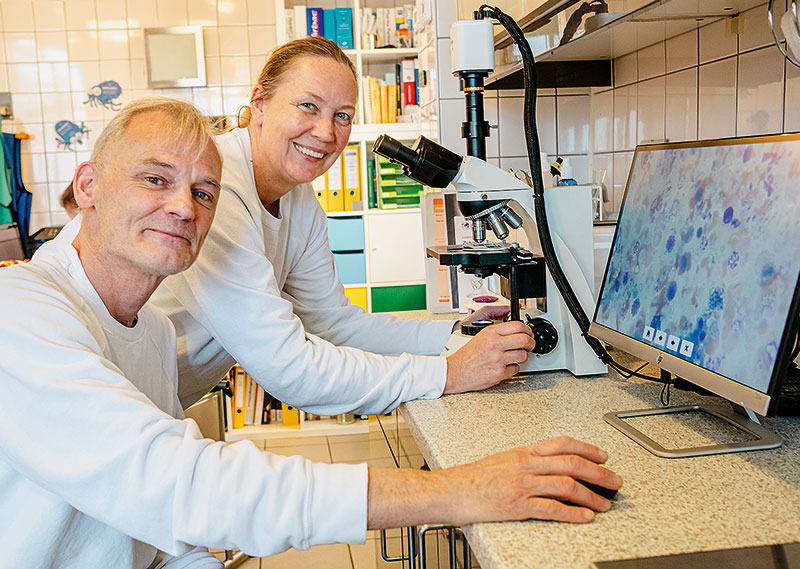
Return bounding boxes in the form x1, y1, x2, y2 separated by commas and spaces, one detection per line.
679, 339, 694, 357
643, 326, 655, 341
654, 330, 667, 346
667, 335, 680, 352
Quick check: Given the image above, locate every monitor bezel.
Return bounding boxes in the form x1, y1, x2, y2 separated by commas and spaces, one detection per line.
590, 132, 800, 417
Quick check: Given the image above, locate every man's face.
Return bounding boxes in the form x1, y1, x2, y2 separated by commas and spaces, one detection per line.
78, 111, 222, 278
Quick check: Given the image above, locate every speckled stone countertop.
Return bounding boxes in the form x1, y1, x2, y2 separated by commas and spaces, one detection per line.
401, 351, 800, 569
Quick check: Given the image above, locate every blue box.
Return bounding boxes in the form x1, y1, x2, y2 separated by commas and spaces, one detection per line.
332, 252, 366, 284
327, 216, 364, 251
335, 8, 353, 49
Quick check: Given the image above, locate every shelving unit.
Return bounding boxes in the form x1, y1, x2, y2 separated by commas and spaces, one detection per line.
486, 0, 767, 89
275, 0, 431, 314
328, 207, 427, 313
226, 416, 369, 442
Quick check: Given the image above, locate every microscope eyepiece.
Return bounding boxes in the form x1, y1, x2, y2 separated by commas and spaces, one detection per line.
373, 135, 418, 168
372, 135, 462, 189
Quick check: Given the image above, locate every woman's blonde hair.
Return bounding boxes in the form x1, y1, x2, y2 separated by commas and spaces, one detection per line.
238, 36, 358, 128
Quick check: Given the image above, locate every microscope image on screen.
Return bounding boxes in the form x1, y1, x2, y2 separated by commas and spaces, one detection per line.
595, 139, 800, 395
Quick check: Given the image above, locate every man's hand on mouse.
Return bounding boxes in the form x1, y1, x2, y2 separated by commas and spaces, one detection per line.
366, 436, 622, 529
436, 436, 622, 524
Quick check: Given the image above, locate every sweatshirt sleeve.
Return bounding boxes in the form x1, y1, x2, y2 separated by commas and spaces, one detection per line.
283, 191, 455, 357
164, 188, 447, 415
0, 277, 368, 557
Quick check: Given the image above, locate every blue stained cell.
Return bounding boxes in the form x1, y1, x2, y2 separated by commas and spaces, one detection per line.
728, 251, 739, 269
696, 227, 703, 238
683, 226, 693, 243
623, 272, 629, 284
631, 298, 640, 316
678, 253, 690, 274
731, 218, 740, 228
708, 288, 724, 310
666, 234, 676, 252
666, 281, 677, 301
650, 315, 662, 329
761, 263, 776, 285
694, 185, 704, 204
723, 206, 734, 224
698, 317, 704, 329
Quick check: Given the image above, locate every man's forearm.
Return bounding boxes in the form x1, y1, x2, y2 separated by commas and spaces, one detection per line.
367, 467, 455, 529
365, 438, 623, 529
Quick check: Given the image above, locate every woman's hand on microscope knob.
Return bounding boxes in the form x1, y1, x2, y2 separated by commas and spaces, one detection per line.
451, 306, 511, 332
444, 321, 535, 394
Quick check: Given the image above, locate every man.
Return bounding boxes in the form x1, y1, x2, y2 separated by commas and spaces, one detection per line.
0, 97, 621, 569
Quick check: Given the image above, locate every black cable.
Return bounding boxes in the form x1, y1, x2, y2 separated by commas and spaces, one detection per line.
660, 378, 672, 406
614, 361, 648, 379
481, 5, 608, 357
480, 4, 669, 386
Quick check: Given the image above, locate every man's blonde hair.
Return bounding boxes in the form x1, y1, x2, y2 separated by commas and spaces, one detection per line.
238, 36, 358, 128
91, 97, 219, 164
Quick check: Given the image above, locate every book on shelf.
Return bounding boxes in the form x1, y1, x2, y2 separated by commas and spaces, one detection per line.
292, 6, 306, 40
326, 152, 344, 212
232, 366, 246, 429
342, 145, 361, 210
285, 9, 296, 42
306, 7, 323, 37
284, 6, 352, 46
335, 8, 354, 49
282, 403, 301, 428
401, 58, 416, 108
323, 9, 336, 42
311, 149, 361, 213
361, 58, 418, 124
360, 5, 414, 48
244, 373, 258, 425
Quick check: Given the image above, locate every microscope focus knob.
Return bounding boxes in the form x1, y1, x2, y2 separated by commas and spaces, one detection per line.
526, 317, 558, 354
460, 319, 494, 336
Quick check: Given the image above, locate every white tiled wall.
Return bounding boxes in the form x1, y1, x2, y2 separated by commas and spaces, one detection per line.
0, 0, 277, 231
490, 2, 799, 214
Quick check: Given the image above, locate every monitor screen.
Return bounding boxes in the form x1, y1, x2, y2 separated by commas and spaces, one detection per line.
590, 134, 800, 416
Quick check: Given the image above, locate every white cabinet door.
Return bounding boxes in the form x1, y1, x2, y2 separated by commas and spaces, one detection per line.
366, 210, 426, 284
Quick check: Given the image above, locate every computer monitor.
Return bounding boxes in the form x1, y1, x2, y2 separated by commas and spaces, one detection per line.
589, 133, 800, 456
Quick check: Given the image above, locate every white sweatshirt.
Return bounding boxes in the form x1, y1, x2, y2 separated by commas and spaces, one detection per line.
0, 224, 368, 568
152, 127, 454, 409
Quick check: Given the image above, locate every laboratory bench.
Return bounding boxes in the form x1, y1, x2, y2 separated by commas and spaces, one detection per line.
394, 349, 800, 569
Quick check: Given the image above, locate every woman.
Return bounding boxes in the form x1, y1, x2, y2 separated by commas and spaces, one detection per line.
152, 37, 534, 413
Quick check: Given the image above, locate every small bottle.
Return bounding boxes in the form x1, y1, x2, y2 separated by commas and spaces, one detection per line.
550, 156, 564, 186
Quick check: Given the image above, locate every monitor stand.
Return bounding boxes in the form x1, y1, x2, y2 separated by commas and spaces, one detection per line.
604, 372, 782, 458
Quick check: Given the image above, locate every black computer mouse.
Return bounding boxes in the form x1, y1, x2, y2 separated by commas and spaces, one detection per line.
578, 479, 619, 501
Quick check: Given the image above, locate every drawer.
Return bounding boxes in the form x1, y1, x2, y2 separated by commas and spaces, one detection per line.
332, 252, 366, 285
327, 216, 365, 252
371, 285, 426, 312
343, 287, 368, 311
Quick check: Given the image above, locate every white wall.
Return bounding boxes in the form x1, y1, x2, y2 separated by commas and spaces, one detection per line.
489, 2, 800, 215
3, 1, 799, 231
0, 0, 278, 232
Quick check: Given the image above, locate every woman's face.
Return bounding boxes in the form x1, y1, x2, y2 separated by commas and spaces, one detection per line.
249, 56, 357, 197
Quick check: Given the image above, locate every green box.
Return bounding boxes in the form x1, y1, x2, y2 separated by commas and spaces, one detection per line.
371, 285, 427, 312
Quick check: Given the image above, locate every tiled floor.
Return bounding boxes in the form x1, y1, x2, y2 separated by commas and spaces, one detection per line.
213, 413, 443, 569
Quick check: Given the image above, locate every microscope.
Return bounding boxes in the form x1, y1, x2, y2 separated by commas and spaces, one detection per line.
373, 8, 606, 376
